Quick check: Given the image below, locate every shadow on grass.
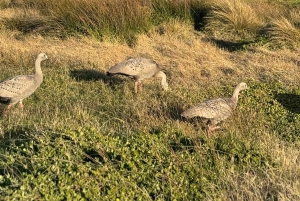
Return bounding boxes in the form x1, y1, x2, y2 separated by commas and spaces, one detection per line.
169, 130, 209, 153
170, 136, 196, 153
69, 69, 109, 82
275, 93, 300, 114
69, 68, 128, 88
1, 125, 34, 142
167, 104, 185, 121
208, 38, 253, 52
181, 116, 207, 130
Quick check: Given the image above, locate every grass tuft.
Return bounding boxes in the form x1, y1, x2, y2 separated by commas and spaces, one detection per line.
265, 9, 300, 48
1, 0, 207, 44
205, 0, 265, 41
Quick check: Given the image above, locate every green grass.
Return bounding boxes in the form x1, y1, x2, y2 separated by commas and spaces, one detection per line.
0, 58, 299, 199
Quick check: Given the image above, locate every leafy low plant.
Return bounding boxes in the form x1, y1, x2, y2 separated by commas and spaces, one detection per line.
239, 81, 300, 142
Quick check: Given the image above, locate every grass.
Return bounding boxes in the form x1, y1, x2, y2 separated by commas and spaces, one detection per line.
1, 0, 208, 44
0, 0, 300, 200
205, 0, 265, 40
265, 9, 300, 48
2, 0, 300, 48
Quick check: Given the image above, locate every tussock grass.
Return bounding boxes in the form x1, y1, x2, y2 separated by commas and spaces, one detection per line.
205, 0, 265, 40
1, 0, 300, 48
204, 0, 300, 49
2, 0, 207, 44
265, 9, 300, 48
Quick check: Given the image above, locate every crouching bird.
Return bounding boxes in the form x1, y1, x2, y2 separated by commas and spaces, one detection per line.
181, 82, 248, 135
106, 57, 168, 93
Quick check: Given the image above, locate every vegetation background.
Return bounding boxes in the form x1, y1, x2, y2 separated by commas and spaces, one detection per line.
0, 0, 300, 200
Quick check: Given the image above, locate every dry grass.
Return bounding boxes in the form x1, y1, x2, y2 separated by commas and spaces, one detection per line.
205, 0, 265, 40
2, 0, 206, 43
265, 9, 300, 48
2, 0, 300, 49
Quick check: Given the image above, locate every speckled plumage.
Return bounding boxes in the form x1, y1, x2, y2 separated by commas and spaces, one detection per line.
181, 82, 248, 134
0, 53, 48, 113
106, 57, 168, 92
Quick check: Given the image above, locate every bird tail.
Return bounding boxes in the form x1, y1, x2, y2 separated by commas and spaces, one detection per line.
106, 72, 114, 76
0, 96, 11, 105
0, 97, 11, 117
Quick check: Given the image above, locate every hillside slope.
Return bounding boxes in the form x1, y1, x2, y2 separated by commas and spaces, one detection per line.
0, 5, 300, 201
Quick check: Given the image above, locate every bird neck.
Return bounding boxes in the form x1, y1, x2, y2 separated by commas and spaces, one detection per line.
155, 71, 168, 90
231, 87, 240, 107
35, 58, 43, 81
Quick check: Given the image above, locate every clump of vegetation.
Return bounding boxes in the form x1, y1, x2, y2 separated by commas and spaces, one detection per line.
2, 0, 207, 44
205, 0, 300, 48
205, 0, 265, 40
265, 9, 300, 48
2, 0, 300, 48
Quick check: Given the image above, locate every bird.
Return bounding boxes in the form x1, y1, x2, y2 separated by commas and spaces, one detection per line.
181, 82, 248, 135
0, 53, 48, 113
106, 57, 168, 93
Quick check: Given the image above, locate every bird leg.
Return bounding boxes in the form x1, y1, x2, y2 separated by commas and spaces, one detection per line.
134, 81, 138, 93
19, 100, 24, 110
3, 104, 12, 114
3, 100, 24, 115
134, 81, 142, 93
206, 124, 221, 135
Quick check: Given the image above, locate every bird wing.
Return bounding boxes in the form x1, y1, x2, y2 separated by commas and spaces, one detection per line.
107, 58, 159, 79
182, 98, 233, 120
108, 59, 144, 76
0, 75, 35, 98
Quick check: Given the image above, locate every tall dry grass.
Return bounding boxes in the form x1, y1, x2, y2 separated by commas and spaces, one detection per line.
2, 0, 300, 48
2, 0, 207, 44
204, 0, 300, 48
205, 0, 265, 40
266, 9, 300, 48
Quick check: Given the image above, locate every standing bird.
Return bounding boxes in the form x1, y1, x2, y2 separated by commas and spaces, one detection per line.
0, 53, 48, 113
106, 57, 168, 93
181, 82, 248, 135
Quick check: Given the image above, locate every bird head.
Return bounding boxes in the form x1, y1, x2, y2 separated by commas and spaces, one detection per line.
162, 82, 168, 91
238, 82, 248, 91
37, 53, 48, 61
